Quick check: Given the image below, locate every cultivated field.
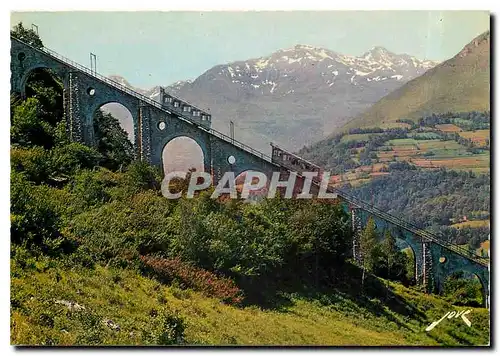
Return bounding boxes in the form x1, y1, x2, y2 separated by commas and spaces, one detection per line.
458, 130, 490, 147
451, 220, 490, 229
412, 155, 489, 171
434, 124, 463, 132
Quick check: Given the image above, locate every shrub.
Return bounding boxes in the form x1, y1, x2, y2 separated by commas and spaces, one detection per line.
72, 310, 106, 345
11, 97, 54, 148
140, 256, 243, 305
155, 310, 186, 345
141, 307, 186, 345
287, 200, 352, 274
169, 194, 289, 280
50, 142, 102, 176
64, 191, 175, 265
10, 172, 73, 255
11, 146, 52, 184
124, 161, 162, 193
69, 170, 111, 211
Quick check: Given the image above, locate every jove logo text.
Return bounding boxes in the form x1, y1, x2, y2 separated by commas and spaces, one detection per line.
425, 309, 472, 331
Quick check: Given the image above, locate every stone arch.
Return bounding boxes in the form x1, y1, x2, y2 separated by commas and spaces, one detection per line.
82, 96, 139, 149
19, 64, 68, 98
395, 237, 418, 285
388, 226, 424, 284
87, 99, 138, 133
438, 268, 487, 307
161, 135, 207, 176
94, 102, 136, 144
150, 114, 212, 173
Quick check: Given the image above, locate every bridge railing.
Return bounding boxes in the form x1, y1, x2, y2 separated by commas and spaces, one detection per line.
207, 128, 273, 162
15, 37, 275, 165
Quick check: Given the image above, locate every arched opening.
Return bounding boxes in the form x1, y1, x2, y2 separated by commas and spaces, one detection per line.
441, 270, 485, 308
13, 67, 64, 149
98, 103, 135, 143
397, 239, 417, 286
93, 103, 136, 171
369, 232, 416, 286
162, 136, 205, 176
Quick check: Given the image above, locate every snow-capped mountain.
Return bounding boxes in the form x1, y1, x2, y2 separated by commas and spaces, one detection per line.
179, 45, 436, 96
339, 31, 490, 132
108, 45, 438, 151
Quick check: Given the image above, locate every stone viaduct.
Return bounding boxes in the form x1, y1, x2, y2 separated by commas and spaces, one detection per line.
10, 36, 490, 307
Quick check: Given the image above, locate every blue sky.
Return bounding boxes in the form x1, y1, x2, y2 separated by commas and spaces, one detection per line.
11, 11, 489, 88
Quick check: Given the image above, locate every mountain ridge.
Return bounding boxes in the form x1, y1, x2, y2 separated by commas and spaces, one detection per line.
107, 44, 439, 151
338, 31, 490, 132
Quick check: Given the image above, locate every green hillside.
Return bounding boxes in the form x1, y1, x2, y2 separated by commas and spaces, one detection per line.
300, 111, 490, 176
11, 261, 490, 346
341, 31, 490, 131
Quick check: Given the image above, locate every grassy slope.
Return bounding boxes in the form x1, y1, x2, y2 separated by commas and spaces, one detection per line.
341, 31, 490, 132
11, 262, 490, 346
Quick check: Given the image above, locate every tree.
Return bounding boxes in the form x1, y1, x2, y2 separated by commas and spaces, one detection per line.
359, 217, 378, 287
11, 22, 44, 48
380, 231, 406, 282
93, 110, 135, 171
25, 69, 63, 127
11, 97, 54, 148
10, 171, 71, 255
404, 248, 416, 284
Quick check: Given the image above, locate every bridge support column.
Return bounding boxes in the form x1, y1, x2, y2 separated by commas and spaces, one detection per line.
351, 207, 363, 265
209, 136, 224, 186
421, 241, 433, 292
66, 72, 87, 144
138, 105, 151, 163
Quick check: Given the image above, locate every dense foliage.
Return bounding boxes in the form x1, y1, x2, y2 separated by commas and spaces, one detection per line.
93, 110, 135, 171
417, 111, 490, 131
11, 22, 44, 48
442, 271, 484, 307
